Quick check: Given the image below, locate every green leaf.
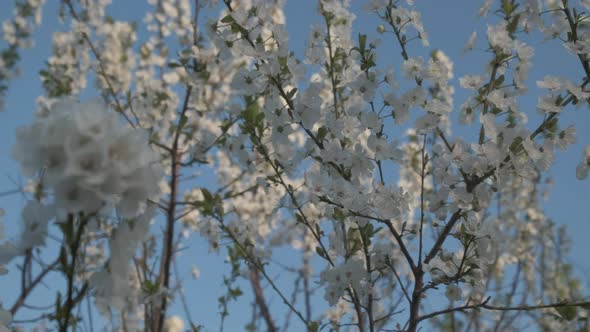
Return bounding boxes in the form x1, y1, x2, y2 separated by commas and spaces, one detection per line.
220, 14, 234, 23
358, 33, 367, 54
287, 88, 297, 99
494, 74, 505, 88
59, 246, 68, 272
308, 321, 319, 332
556, 306, 577, 321
58, 220, 74, 246
316, 246, 328, 259
332, 208, 345, 221
317, 126, 328, 142
501, 0, 518, 15
278, 56, 288, 68
178, 114, 188, 131
201, 188, 213, 202
295, 213, 305, 224
228, 286, 243, 298
142, 280, 160, 295
507, 14, 520, 37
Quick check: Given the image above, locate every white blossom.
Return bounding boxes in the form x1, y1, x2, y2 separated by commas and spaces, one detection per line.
462, 31, 477, 53
0, 309, 11, 332
576, 146, 590, 180
12, 99, 163, 218
163, 316, 185, 332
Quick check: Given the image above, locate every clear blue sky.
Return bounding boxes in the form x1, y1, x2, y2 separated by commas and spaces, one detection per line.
1, 1, 589, 331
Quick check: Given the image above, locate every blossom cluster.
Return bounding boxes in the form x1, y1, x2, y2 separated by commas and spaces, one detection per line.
0, 0, 45, 110
89, 206, 155, 319
320, 258, 368, 305
0, 201, 54, 266
12, 99, 162, 218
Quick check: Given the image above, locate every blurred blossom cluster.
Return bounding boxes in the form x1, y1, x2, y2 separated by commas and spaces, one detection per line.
12, 99, 162, 218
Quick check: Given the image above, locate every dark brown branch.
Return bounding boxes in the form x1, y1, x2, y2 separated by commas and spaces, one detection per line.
217, 220, 311, 329
11, 258, 59, 315
59, 215, 91, 332
153, 86, 192, 331
249, 268, 278, 332
419, 297, 590, 322
423, 209, 463, 265
418, 297, 491, 322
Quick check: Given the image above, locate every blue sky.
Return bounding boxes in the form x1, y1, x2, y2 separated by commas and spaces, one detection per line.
1, 1, 589, 331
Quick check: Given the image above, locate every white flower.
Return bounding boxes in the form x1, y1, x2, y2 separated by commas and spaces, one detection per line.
537, 76, 565, 91
459, 75, 484, 90
424, 255, 455, 281
163, 316, 185, 332
424, 99, 452, 115
117, 186, 152, 219
65, 143, 109, 185
364, 0, 388, 11
91, 207, 155, 314
576, 163, 589, 180
54, 178, 104, 215
105, 130, 153, 177
415, 113, 439, 133
294, 84, 322, 128
481, 113, 497, 142
42, 147, 68, 186
163, 71, 180, 85
12, 124, 46, 177
320, 258, 368, 305
554, 126, 576, 150
522, 139, 554, 170
350, 74, 377, 102
522, 138, 543, 160
459, 100, 476, 125
191, 266, 201, 279
19, 200, 55, 250
537, 95, 562, 113
12, 99, 163, 218
515, 42, 533, 61
305, 169, 333, 196
429, 50, 453, 81
479, 0, 493, 16
71, 99, 119, 141
0, 309, 11, 332
445, 284, 462, 302
487, 22, 513, 54
476, 235, 495, 264
462, 31, 477, 53
487, 90, 515, 111
576, 146, 590, 180
402, 57, 425, 79
231, 69, 264, 95
0, 242, 22, 265
0, 201, 54, 265
564, 41, 590, 55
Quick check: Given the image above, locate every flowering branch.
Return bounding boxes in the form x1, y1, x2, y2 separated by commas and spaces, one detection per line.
419, 297, 590, 323
63, 0, 136, 128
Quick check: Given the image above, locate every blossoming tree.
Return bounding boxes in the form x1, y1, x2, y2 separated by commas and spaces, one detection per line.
1, 0, 590, 331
